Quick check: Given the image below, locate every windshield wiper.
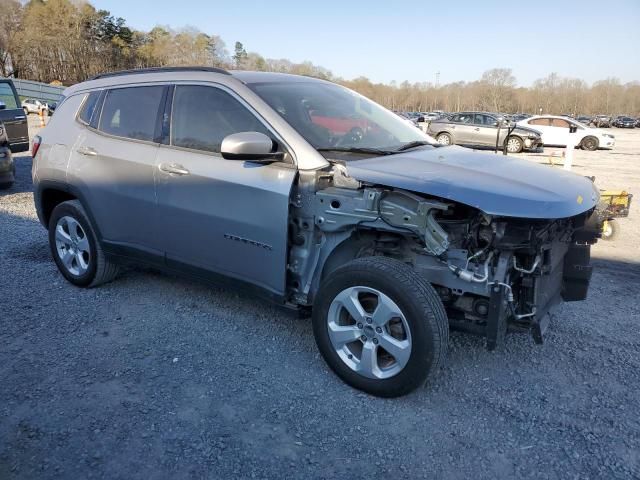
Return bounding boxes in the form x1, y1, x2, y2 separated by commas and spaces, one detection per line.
316, 147, 395, 156
394, 141, 434, 152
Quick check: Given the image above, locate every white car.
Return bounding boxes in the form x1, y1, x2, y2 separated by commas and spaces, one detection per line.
517, 115, 615, 151
22, 98, 46, 115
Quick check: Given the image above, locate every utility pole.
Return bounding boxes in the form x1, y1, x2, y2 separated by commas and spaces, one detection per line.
435, 71, 440, 110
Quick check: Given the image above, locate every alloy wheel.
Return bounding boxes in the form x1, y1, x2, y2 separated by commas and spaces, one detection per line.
506, 137, 522, 153
54, 216, 91, 276
327, 286, 412, 379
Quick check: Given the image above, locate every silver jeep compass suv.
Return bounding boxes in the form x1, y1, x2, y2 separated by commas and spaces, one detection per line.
32, 67, 601, 397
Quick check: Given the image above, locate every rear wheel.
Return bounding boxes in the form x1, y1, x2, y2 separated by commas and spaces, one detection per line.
312, 256, 448, 397
48, 200, 119, 287
436, 132, 452, 145
581, 136, 598, 151
505, 136, 523, 153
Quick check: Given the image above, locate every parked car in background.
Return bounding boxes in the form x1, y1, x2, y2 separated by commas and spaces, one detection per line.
0, 121, 15, 189
510, 113, 531, 122
575, 116, 592, 125
518, 115, 615, 150
420, 112, 441, 122
592, 115, 612, 128
612, 116, 636, 128
427, 111, 542, 153
22, 98, 46, 115
395, 111, 420, 128
0, 79, 29, 153
32, 67, 602, 397
636, 118, 640, 128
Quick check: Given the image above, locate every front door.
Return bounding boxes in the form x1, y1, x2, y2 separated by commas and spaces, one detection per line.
546, 118, 573, 146
155, 84, 296, 296
527, 117, 554, 145
472, 113, 502, 147
0, 81, 29, 153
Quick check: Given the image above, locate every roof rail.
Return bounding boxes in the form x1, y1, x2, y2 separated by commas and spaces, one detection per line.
89, 66, 230, 81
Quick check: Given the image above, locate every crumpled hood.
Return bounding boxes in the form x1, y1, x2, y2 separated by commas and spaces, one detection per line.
345, 146, 599, 219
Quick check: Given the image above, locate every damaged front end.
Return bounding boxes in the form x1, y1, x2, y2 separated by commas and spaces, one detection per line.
420, 209, 600, 349
288, 154, 601, 350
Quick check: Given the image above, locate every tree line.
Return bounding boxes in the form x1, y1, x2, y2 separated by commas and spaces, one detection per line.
1, 0, 639, 116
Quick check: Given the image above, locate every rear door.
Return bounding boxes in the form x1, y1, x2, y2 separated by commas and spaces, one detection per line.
0, 80, 29, 153
67, 85, 165, 252
154, 83, 296, 296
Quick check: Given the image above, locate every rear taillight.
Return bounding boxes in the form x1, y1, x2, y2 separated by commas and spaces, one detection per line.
32, 135, 41, 158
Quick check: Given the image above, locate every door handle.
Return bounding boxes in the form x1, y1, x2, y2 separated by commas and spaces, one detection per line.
159, 163, 190, 176
76, 146, 98, 157
15, 115, 26, 120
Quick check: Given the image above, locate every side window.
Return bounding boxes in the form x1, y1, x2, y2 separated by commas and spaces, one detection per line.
529, 118, 550, 126
0, 83, 19, 109
98, 86, 164, 141
78, 91, 101, 125
551, 118, 570, 128
170, 85, 271, 154
458, 113, 474, 124
474, 114, 495, 126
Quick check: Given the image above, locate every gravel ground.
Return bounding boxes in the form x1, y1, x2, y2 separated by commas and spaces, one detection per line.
1, 117, 639, 479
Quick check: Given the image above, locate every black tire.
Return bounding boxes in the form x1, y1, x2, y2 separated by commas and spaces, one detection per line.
312, 256, 448, 397
581, 136, 598, 151
48, 200, 118, 287
505, 136, 523, 153
601, 220, 618, 241
436, 132, 452, 146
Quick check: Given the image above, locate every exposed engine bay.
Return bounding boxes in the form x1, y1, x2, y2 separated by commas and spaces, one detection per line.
288, 164, 600, 349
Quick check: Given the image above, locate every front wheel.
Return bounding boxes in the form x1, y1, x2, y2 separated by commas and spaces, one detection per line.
505, 136, 523, 153
312, 257, 448, 397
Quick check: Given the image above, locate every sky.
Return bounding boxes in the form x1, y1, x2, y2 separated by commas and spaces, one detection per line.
92, 0, 640, 87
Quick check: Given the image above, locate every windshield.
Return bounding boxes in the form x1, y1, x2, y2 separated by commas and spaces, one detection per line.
248, 80, 434, 153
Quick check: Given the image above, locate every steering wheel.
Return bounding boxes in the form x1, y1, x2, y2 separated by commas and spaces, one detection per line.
334, 127, 365, 147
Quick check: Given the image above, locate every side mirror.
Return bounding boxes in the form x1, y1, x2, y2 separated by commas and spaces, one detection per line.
0, 102, 6, 110
417, 116, 425, 123
220, 132, 283, 162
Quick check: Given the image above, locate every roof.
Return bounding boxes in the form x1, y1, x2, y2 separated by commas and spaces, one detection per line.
88, 66, 230, 80
230, 70, 330, 85
64, 68, 329, 97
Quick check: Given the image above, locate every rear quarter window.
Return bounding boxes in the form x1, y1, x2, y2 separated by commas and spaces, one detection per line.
98, 86, 165, 142
78, 91, 101, 125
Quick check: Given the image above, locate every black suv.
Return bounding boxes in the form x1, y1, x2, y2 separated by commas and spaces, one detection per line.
0, 79, 30, 153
